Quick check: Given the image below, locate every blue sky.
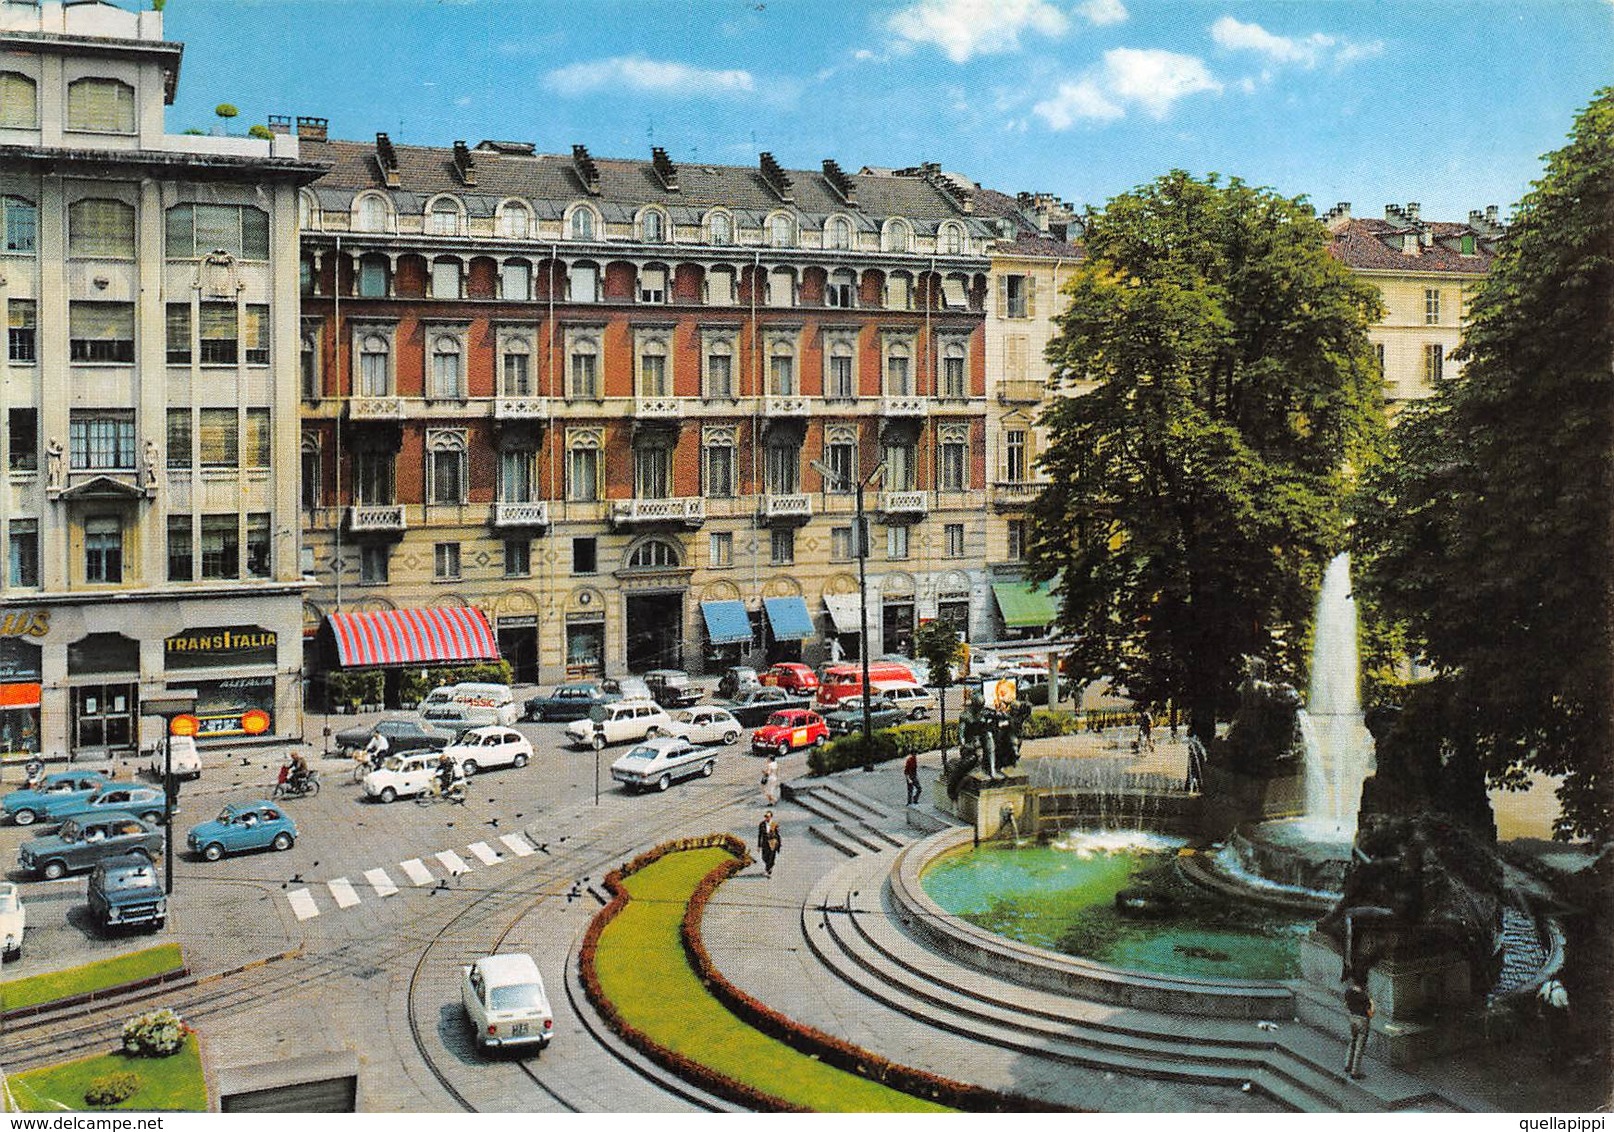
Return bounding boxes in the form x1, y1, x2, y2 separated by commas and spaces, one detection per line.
165, 0, 1613, 223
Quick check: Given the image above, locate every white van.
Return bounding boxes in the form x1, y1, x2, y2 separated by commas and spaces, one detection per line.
423, 683, 519, 725
363, 751, 463, 803
871, 680, 937, 721
145, 736, 202, 780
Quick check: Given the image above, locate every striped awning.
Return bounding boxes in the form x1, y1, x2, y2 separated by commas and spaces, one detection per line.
326, 607, 501, 668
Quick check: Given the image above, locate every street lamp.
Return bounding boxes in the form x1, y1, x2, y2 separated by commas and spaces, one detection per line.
811, 458, 885, 765
144, 690, 199, 896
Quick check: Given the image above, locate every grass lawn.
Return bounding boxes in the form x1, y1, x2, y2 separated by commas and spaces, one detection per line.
593, 847, 950, 1113
5, 1034, 207, 1112
0, 943, 185, 1012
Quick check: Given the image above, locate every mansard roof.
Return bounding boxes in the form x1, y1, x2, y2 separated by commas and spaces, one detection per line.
1327, 217, 1501, 275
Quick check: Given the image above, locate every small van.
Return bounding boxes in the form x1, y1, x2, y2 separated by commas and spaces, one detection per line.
815, 661, 922, 708
564, 700, 672, 750
421, 683, 519, 726
871, 680, 937, 720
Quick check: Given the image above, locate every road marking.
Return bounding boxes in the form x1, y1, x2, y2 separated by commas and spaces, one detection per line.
400, 858, 434, 886
435, 850, 470, 876
499, 833, 534, 857
327, 877, 361, 909
466, 841, 501, 866
287, 888, 319, 920
364, 868, 398, 898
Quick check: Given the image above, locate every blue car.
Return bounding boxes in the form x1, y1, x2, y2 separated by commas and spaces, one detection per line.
187, 801, 298, 861
51, 785, 168, 828
3, 772, 110, 827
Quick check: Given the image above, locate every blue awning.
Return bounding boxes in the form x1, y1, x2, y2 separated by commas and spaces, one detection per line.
763, 596, 815, 641
701, 600, 754, 646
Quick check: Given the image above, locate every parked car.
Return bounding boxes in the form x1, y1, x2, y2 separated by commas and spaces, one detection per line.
721, 685, 812, 728
334, 716, 453, 756
564, 701, 673, 750
523, 681, 618, 723
419, 702, 503, 739
815, 661, 922, 707
462, 953, 553, 1052
610, 737, 718, 792
871, 680, 938, 720
3, 771, 110, 827
52, 784, 168, 828
444, 727, 533, 776
187, 801, 298, 861
145, 735, 201, 781
716, 666, 761, 700
763, 662, 820, 695
663, 706, 743, 747
363, 752, 464, 804
0, 881, 25, 960
824, 696, 909, 737
643, 669, 701, 709
87, 855, 166, 933
17, 813, 164, 880
602, 676, 654, 703
751, 708, 830, 757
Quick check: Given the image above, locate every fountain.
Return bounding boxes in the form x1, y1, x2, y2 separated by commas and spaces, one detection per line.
1298, 552, 1375, 834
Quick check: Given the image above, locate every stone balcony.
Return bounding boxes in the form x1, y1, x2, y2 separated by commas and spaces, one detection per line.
610, 497, 706, 527
997, 380, 1049, 404
347, 395, 407, 421
761, 393, 811, 417
347, 504, 407, 532
494, 396, 550, 420
877, 490, 928, 517
991, 481, 1042, 509
489, 501, 551, 527
760, 493, 812, 522
632, 396, 681, 419
880, 395, 929, 418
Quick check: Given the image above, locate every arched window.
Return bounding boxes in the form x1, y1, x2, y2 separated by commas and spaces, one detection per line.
3, 195, 37, 254
942, 341, 967, 398
567, 260, 599, 303
567, 429, 601, 501
882, 218, 912, 253
703, 428, 736, 499
826, 268, 856, 309
426, 198, 461, 236
769, 213, 795, 248
707, 212, 732, 246
497, 201, 530, 239
627, 539, 680, 569
358, 334, 390, 396
297, 192, 316, 230
429, 335, 463, 399
355, 194, 388, 233
568, 336, 600, 399
68, 198, 134, 258
638, 337, 670, 397
940, 223, 964, 255
768, 339, 795, 396
501, 336, 531, 396
705, 337, 734, 398
501, 257, 531, 300
66, 78, 134, 133
886, 341, 912, 395
357, 253, 389, 298
826, 339, 856, 399
426, 429, 467, 504
885, 271, 913, 311
826, 216, 852, 251
0, 72, 38, 129
569, 208, 595, 240
706, 265, 737, 305
641, 209, 666, 243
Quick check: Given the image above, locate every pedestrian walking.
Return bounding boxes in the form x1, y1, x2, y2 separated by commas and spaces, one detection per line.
904, 751, 922, 805
757, 811, 782, 877
761, 755, 780, 806
1343, 977, 1373, 1079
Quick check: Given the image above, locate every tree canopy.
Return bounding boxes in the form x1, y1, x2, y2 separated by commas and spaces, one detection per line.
1353, 90, 1614, 842
1028, 171, 1385, 742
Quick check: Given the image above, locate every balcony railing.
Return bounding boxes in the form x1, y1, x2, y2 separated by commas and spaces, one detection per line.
494, 396, 550, 420
877, 490, 928, 516
761, 493, 812, 521
347, 504, 407, 531
997, 380, 1048, 404
880, 395, 929, 418
610, 497, 706, 526
490, 501, 551, 527
761, 393, 811, 417
632, 396, 681, 419
348, 396, 406, 420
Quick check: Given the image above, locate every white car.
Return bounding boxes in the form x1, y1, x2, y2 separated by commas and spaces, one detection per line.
872, 680, 939, 720
610, 738, 718, 792
363, 752, 463, 803
0, 881, 24, 960
663, 706, 743, 746
462, 953, 553, 1052
145, 735, 201, 780
564, 701, 672, 750
444, 726, 532, 776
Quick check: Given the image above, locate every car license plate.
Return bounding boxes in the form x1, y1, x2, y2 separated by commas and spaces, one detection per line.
511, 1022, 529, 1037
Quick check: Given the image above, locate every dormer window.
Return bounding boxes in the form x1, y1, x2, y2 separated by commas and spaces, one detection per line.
708, 212, 733, 246
497, 201, 530, 239
641, 210, 667, 243
882, 219, 913, 253
826, 216, 852, 251
940, 223, 964, 255
426, 198, 462, 236
355, 194, 389, 233
769, 213, 795, 248
1460, 234, 1476, 256
569, 208, 595, 241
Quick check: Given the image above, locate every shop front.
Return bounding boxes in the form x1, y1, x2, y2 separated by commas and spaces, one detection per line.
67, 633, 141, 757
0, 638, 42, 756
164, 626, 280, 740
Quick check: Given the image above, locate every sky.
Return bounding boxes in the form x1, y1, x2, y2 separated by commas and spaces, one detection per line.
162, 0, 1614, 224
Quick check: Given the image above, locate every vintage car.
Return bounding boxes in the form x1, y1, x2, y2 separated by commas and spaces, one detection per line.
763, 662, 820, 694
333, 716, 454, 756
87, 855, 167, 933
17, 813, 164, 880
363, 752, 464, 803
523, 682, 619, 723
662, 706, 744, 747
870, 680, 939, 720
823, 696, 909, 737
610, 738, 718, 792
3, 771, 110, 827
187, 801, 298, 861
720, 685, 812, 728
750, 708, 830, 757
0, 881, 25, 960
443, 727, 533, 775
716, 666, 762, 700
563, 701, 672, 750
51, 785, 168, 828
462, 953, 553, 1052
145, 735, 201, 781
643, 669, 702, 709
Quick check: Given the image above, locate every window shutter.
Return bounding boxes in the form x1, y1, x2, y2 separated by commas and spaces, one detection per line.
996, 276, 1007, 317
1026, 276, 1037, 319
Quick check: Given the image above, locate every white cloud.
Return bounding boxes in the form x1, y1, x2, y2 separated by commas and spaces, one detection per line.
1033, 47, 1220, 128
543, 56, 755, 98
1076, 0, 1129, 26
887, 0, 1069, 63
1210, 16, 1382, 68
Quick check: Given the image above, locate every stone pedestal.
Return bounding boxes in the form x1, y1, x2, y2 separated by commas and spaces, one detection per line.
944, 769, 1037, 841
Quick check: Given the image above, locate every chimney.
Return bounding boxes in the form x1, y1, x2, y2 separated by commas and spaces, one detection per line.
1406, 202, 1421, 222
295, 116, 328, 141
758, 152, 793, 202
652, 146, 679, 192
822, 158, 857, 206
452, 140, 477, 186
374, 132, 401, 188
1485, 204, 1498, 224
267, 114, 292, 136
571, 144, 600, 195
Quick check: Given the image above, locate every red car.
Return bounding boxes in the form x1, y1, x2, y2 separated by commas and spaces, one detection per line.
750, 708, 829, 757
763, 663, 820, 694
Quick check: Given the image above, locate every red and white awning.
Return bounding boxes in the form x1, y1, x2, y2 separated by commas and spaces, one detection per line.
326, 607, 500, 668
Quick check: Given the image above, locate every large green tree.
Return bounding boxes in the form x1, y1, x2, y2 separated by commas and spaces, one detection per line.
1353, 90, 1614, 842
1028, 171, 1386, 744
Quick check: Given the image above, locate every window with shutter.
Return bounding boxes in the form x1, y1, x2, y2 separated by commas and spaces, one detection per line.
165, 304, 191, 363
199, 304, 238, 364
0, 72, 37, 128
199, 408, 238, 467
638, 266, 667, 303
69, 302, 134, 362
430, 259, 461, 299
66, 78, 134, 133
243, 305, 269, 364
166, 410, 191, 469
68, 199, 134, 258
245, 409, 271, 468
7, 298, 35, 362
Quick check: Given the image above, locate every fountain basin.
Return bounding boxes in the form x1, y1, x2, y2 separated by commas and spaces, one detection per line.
1216, 819, 1354, 903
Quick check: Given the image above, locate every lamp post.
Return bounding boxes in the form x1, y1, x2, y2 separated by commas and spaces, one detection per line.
143, 690, 199, 896
812, 459, 885, 764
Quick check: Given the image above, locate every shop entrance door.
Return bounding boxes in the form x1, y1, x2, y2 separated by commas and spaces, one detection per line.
625, 592, 684, 673
74, 683, 138, 754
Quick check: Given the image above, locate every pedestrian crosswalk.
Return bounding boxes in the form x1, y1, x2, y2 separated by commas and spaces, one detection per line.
286, 828, 540, 921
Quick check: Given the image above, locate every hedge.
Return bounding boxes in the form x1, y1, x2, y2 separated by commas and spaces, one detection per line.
807, 710, 1086, 775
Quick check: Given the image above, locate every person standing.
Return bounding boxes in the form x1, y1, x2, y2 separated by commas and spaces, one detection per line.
1343, 977, 1373, 1079
761, 755, 780, 806
757, 811, 782, 877
904, 751, 921, 805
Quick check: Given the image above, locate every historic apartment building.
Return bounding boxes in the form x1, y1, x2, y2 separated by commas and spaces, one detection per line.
0, 0, 321, 757
295, 134, 1000, 684
1325, 201, 1504, 406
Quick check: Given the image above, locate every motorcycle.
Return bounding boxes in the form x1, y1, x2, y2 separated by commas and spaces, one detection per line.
273, 768, 321, 798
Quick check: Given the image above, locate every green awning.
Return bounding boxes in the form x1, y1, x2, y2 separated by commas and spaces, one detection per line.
991, 581, 1059, 629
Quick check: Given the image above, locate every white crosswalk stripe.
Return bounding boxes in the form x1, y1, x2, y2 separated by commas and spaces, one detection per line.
364, 868, 399, 898
287, 888, 319, 920
327, 877, 360, 909
400, 858, 434, 886
435, 850, 471, 875
499, 832, 534, 857
466, 841, 501, 866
